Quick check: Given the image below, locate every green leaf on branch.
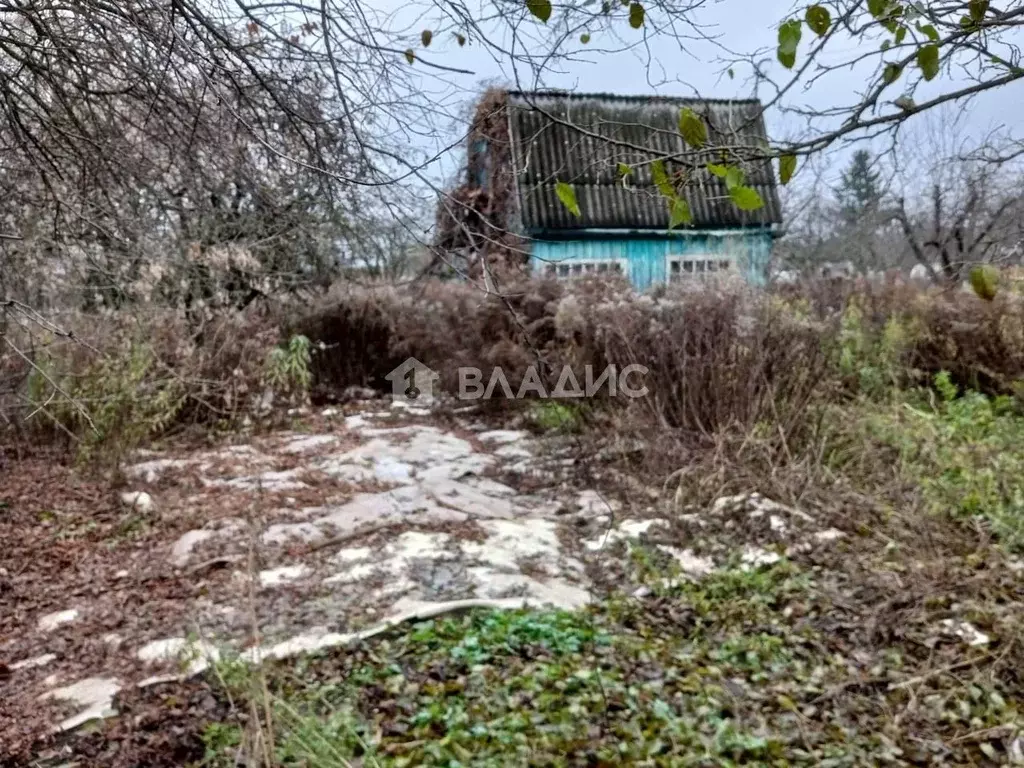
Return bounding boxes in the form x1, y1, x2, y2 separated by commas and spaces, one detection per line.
725, 166, 745, 190
883, 62, 902, 83
421, 29, 433, 47
455, 32, 467, 46
970, 0, 989, 22
580, 32, 591, 43
617, 162, 633, 178
678, 108, 707, 148
894, 24, 907, 42
555, 181, 581, 216
730, 185, 764, 211
706, 163, 728, 178
628, 2, 645, 29
727, 67, 735, 79
805, 5, 831, 36
916, 22, 938, 41
404, 49, 415, 64
651, 160, 674, 198
527, 0, 552, 23
777, 19, 802, 69
779, 154, 797, 185
669, 197, 692, 229
867, 0, 887, 18
917, 43, 939, 80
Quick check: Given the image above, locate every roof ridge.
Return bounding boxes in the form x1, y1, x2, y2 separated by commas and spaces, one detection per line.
506, 89, 764, 106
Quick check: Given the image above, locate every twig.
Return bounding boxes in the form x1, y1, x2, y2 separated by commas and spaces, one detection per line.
887, 655, 991, 692
1, 335, 96, 432
301, 521, 400, 555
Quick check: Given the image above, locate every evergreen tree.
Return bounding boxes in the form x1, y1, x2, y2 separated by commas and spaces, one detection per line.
835, 150, 882, 225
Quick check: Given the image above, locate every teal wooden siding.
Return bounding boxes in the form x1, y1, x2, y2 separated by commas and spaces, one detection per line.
530, 230, 774, 290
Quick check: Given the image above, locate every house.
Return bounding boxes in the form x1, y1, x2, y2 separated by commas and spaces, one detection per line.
435, 89, 783, 290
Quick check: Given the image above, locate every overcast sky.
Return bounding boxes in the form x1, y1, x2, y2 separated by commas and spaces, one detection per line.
378, 0, 1024, 190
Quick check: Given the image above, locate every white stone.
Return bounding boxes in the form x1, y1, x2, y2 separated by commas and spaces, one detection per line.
245, 629, 352, 661
324, 532, 454, 585
40, 677, 121, 732
940, 619, 990, 647
813, 528, 846, 542
576, 489, 619, 517
391, 530, 457, 559
741, 547, 782, 568
11, 653, 56, 671
205, 469, 309, 492
468, 567, 590, 609
262, 477, 523, 549
259, 564, 312, 587
38, 609, 79, 632
136, 637, 189, 662
478, 430, 529, 445
1009, 736, 1024, 764
583, 518, 666, 551
323, 562, 382, 585
464, 519, 563, 574
493, 443, 533, 459
769, 515, 788, 534
461, 477, 518, 497
712, 493, 814, 524
120, 491, 156, 514
332, 547, 373, 563
124, 458, 193, 483
169, 529, 215, 566
657, 546, 716, 576
262, 521, 328, 546
281, 435, 338, 454
391, 399, 432, 416
136, 637, 220, 675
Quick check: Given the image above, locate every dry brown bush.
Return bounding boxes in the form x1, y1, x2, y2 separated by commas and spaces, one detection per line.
786, 277, 1024, 396
0, 302, 284, 461
9, 272, 1024, 464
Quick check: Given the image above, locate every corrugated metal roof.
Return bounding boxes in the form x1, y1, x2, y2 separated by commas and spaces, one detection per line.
505, 90, 782, 231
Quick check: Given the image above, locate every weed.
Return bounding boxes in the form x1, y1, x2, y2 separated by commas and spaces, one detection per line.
27, 337, 185, 465
201, 721, 243, 765
840, 371, 1024, 549
527, 400, 583, 433
265, 334, 312, 402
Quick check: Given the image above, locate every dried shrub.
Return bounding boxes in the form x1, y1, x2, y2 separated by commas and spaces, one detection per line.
572, 279, 836, 437
783, 278, 1024, 397
2, 303, 284, 462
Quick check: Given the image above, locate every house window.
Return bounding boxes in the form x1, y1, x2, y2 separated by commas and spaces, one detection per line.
542, 259, 626, 279
470, 139, 488, 188
667, 254, 731, 283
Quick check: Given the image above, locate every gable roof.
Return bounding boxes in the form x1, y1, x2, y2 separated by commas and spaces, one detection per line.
505, 90, 782, 232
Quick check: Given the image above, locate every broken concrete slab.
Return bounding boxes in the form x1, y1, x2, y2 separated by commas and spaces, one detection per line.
37, 609, 80, 633
39, 677, 121, 732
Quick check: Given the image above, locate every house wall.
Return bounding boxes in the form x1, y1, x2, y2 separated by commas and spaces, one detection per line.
529, 229, 775, 290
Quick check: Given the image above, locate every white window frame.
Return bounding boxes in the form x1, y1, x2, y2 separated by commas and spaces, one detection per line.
542, 259, 628, 280
666, 253, 733, 283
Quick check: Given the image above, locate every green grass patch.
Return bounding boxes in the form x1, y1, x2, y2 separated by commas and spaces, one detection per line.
842, 371, 1024, 550
201, 564, 923, 767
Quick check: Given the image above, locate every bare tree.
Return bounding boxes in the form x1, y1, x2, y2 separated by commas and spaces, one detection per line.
892, 107, 1024, 282
0, 0, 1022, 300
